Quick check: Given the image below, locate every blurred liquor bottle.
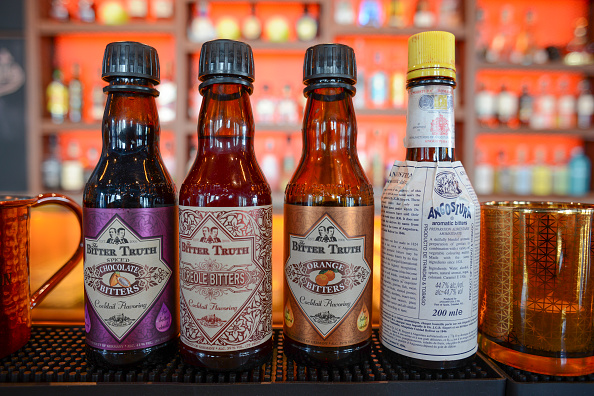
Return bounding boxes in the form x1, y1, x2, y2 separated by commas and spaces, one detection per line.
69, 64, 83, 123
47, 69, 68, 124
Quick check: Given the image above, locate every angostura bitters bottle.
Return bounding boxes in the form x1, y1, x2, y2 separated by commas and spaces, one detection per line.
83, 41, 179, 368
380, 31, 480, 369
283, 44, 374, 367
179, 39, 273, 371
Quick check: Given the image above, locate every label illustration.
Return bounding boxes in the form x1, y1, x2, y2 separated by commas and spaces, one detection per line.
380, 161, 480, 361
84, 207, 177, 350
434, 171, 463, 198
405, 85, 455, 149
179, 205, 272, 352
284, 206, 374, 347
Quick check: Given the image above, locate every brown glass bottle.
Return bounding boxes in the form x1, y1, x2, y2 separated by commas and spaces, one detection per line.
283, 44, 374, 367
178, 40, 272, 371
83, 42, 178, 369
380, 31, 478, 370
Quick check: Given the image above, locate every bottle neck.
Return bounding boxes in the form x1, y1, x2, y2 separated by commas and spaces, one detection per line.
102, 77, 160, 154
405, 76, 456, 162
197, 83, 254, 153
302, 84, 357, 156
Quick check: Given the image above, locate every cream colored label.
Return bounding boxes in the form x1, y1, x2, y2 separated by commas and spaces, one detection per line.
179, 205, 272, 352
284, 206, 374, 347
405, 85, 455, 148
380, 161, 480, 361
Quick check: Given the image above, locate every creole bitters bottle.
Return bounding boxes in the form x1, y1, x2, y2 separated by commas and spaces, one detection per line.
83, 41, 178, 368
380, 31, 480, 369
178, 39, 273, 371
283, 44, 374, 367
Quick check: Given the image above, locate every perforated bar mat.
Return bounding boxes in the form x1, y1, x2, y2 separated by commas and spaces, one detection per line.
492, 361, 594, 396
0, 326, 508, 395
495, 361, 594, 383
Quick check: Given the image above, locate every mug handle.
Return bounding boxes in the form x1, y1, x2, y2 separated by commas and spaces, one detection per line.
29, 193, 84, 309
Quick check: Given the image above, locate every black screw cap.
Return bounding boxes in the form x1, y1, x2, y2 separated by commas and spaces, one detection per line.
198, 39, 255, 82
102, 41, 160, 84
303, 43, 357, 85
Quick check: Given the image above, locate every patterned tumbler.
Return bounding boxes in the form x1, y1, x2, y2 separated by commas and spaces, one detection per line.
479, 201, 594, 376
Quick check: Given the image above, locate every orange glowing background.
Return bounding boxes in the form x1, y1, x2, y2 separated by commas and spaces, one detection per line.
30, 207, 382, 325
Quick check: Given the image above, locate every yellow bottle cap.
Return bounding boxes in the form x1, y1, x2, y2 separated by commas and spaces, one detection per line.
407, 31, 456, 81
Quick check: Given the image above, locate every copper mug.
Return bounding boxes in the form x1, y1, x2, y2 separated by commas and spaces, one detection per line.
0, 194, 83, 358
479, 201, 594, 376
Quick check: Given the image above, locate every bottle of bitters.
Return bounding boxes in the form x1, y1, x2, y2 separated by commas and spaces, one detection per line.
283, 44, 374, 367
380, 31, 480, 369
83, 41, 178, 368
179, 39, 273, 371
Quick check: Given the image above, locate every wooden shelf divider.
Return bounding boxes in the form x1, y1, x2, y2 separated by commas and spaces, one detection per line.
38, 21, 177, 34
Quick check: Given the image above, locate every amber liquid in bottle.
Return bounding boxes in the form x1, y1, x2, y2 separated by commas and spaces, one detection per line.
179, 83, 272, 371
84, 77, 178, 369
284, 83, 374, 367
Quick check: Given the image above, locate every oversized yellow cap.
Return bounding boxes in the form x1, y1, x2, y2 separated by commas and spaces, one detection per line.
407, 31, 456, 81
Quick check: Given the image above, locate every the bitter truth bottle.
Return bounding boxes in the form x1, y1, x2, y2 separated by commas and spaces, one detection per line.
178, 39, 273, 371
283, 43, 375, 367
83, 41, 178, 369
380, 31, 480, 369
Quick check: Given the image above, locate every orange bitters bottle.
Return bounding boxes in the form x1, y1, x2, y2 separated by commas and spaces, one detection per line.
283, 43, 375, 367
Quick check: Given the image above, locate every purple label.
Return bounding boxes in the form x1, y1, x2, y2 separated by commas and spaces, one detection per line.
156, 303, 172, 332
85, 304, 91, 333
83, 207, 178, 351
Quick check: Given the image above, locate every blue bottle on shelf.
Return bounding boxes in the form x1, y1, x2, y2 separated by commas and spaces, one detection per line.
513, 146, 532, 196
358, 0, 383, 27
369, 52, 387, 107
568, 146, 591, 196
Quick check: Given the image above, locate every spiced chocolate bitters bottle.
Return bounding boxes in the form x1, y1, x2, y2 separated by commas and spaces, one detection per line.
83, 41, 178, 369
283, 43, 374, 367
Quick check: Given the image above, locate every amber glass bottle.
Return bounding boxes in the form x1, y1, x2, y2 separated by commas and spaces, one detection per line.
380, 31, 479, 370
83, 41, 178, 369
283, 44, 374, 367
179, 39, 273, 371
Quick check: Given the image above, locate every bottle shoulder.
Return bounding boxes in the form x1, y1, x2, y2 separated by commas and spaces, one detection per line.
179, 182, 272, 207
284, 182, 374, 207
285, 167, 374, 206
84, 156, 176, 208
285, 152, 373, 206
83, 187, 177, 208
88, 159, 174, 186
180, 153, 271, 207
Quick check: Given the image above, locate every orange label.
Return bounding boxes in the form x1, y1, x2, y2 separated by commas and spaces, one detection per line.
283, 205, 374, 347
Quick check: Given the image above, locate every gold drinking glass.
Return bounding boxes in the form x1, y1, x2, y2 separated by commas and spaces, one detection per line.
479, 201, 594, 376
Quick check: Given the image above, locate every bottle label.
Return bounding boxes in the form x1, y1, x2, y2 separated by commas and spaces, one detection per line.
405, 85, 455, 148
84, 207, 178, 351
380, 161, 480, 361
497, 91, 519, 120
476, 91, 495, 118
577, 95, 594, 116
179, 205, 273, 352
283, 206, 374, 347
